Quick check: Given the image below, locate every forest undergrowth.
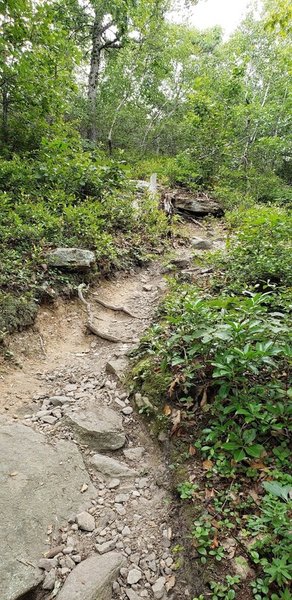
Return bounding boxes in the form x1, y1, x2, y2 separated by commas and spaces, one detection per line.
130, 205, 292, 600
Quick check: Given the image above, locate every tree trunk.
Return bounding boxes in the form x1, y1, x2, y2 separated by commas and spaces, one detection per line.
2, 85, 9, 144
87, 15, 102, 142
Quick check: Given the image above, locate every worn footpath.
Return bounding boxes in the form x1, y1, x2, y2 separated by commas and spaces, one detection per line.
0, 223, 223, 600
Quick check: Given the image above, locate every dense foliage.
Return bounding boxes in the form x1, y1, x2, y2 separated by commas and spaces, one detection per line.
131, 205, 291, 599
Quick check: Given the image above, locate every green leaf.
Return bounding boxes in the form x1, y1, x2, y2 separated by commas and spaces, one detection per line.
233, 449, 246, 462
263, 481, 291, 501
246, 444, 265, 458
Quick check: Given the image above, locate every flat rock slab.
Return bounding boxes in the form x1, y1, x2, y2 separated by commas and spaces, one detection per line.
90, 453, 138, 478
65, 406, 125, 451
0, 419, 95, 600
57, 552, 125, 600
47, 248, 96, 270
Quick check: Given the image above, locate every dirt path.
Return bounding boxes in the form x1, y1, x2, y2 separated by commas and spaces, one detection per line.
0, 222, 224, 600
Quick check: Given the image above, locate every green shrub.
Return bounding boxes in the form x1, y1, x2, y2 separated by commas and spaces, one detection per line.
216, 205, 292, 292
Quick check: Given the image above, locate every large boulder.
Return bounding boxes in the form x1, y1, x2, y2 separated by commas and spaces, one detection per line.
163, 188, 223, 217
57, 553, 125, 600
65, 405, 125, 451
174, 196, 222, 217
47, 248, 96, 270
0, 419, 95, 600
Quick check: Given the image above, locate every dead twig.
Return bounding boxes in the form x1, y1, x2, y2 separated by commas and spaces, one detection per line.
190, 217, 205, 229
16, 558, 36, 569
77, 285, 133, 343
38, 333, 46, 357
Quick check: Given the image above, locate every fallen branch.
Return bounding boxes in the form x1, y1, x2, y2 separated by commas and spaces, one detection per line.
93, 295, 143, 319
77, 285, 133, 343
190, 217, 205, 229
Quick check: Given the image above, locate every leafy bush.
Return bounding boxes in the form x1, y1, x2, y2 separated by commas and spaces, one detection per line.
131, 205, 291, 598
215, 205, 292, 293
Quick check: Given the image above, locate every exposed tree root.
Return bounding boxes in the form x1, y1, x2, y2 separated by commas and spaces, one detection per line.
77, 285, 133, 343
93, 295, 143, 319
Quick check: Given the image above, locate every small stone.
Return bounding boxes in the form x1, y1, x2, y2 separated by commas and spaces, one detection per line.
95, 539, 117, 554
123, 447, 145, 461
38, 558, 57, 571
122, 526, 131, 536
165, 575, 176, 591
40, 415, 57, 425
126, 590, 141, 600
49, 395, 73, 406
115, 505, 126, 516
191, 237, 213, 250
45, 545, 65, 558
143, 285, 152, 292
138, 478, 148, 489
115, 494, 129, 504
108, 478, 120, 489
36, 410, 50, 418
64, 556, 75, 570
152, 576, 166, 599
122, 407, 133, 416
127, 568, 142, 585
42, 569, 56, 590
76, 511, 95, 532
73, 554, 82, 563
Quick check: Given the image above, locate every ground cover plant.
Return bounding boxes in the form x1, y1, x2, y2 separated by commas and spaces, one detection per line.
131, 205, 292, 599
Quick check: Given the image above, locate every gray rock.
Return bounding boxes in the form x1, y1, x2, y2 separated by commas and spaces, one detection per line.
170, 258, 190, 269
108, 478, 121, 489
76, 511, 95, 532
123, 447, 145, 462
42, 568, 56, 590
127, 568, 142, 585
191, 237, 213, 250
114, 493, 129, 503
122, 406, 133, 416
65, 406, 125, 451
57, 553, 125, 600
38, 557, 57, 571
126, 590, 141, 600
95, 538, 117, 554
173, 194, 222, 217
152, 577, 166, 599
40, 415, 57, 425
49, 395, 73, 406
64, 556, 76, 570
106, 358, 129, 379
47, 248, 96, 270
90, 453, 137, 478
0, 419, 94, 600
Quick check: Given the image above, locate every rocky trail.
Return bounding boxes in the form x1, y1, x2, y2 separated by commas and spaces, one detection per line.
0, 221, 224, 600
